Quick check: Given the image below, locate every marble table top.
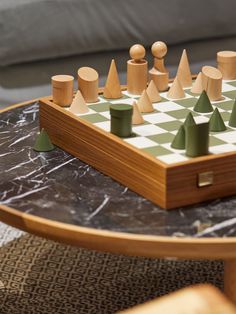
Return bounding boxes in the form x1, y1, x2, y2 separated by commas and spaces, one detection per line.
1, 102, 236, 238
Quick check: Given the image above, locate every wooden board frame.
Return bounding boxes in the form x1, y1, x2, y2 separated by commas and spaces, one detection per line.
39, 87, 236, 209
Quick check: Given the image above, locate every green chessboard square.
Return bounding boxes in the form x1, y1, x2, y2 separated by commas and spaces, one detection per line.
158, 120, 183, 131
216, 100, 234, 111
147, 133, 175, 144
100, 94, 129, 101
227, 81, 236, 88
167, 109, 198, 119
89, 102, 111, 112
219, 111, 231, 121
143, 145, 172, 157
80, 113, 109, 123
222, 90, 236, 100
209, 136, 226, 146
175, 98, 197, 108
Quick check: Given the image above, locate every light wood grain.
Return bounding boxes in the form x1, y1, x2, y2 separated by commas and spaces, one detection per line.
119, 285, 236, 313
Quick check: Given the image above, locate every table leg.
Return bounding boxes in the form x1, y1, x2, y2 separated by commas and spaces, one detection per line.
224, 259, 236, 304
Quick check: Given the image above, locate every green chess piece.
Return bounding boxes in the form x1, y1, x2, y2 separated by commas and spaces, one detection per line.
184, 112, 196, 127
171, 125, 185, 149
33, 128, 55, 152
110, 104, 133, 137
193, 90, 213, 113
229, 99, 236, 127
186, 122, 209, 157
209, 108, 226, 132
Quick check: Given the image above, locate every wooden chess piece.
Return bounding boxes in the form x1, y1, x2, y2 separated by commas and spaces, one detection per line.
78, 67, 99, 103
202, 66, 222, 101
103, 59, 122, 99
69, 90, 89, 114
167, 76, 185, 99
132, 101, 144, 125
149, 41, 169, 92
191, 72, 204, 94
176, 49, 192, 88
51, 75, 74, 107
217, 51, 236, 80
127, 44, 148, 95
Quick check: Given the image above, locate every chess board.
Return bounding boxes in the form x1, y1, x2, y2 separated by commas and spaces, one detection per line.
39, 79, 236, 209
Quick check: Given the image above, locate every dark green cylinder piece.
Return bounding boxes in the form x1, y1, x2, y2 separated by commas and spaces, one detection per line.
186, 122, 209, 157
110, 104, 133, 137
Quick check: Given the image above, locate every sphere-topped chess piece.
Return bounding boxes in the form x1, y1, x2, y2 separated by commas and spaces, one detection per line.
127, 44, 148, 95
149, 41, 169, 92
129, 44, 146, 62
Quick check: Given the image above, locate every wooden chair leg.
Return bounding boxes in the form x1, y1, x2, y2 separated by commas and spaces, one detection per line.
225, 259, 236, 304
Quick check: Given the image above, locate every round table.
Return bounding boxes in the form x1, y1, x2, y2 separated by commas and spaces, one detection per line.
1, 100, 236, 302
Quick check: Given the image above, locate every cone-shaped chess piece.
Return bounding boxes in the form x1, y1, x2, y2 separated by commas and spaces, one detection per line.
171, 125, 185, 149
193, 90, 213, 113
191, 72, 204, 94
209, 108, 226, 132
103, 59, 122, 99
132, 101, 144, 125
176, 49, 192, 88
146, 80, 161, 103
137, 90, 154, 113
33, 128, 55, 152
69, 90, 89, 114
167, 76, 185, 99
184, 112, 196, 127
229, 99, 236, 127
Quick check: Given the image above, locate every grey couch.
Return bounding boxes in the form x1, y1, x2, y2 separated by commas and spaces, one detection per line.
0, 0, 236, 108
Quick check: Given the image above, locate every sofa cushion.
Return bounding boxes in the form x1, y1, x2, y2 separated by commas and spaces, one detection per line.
0, 0, 236, 65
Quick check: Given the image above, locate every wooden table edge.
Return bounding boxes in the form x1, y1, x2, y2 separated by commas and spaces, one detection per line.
1, 203, 236, 260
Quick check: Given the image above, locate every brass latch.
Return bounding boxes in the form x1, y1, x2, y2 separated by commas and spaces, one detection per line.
198, 171, 214, 187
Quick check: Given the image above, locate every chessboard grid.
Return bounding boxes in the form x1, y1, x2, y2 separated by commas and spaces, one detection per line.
66, 79, 236, 165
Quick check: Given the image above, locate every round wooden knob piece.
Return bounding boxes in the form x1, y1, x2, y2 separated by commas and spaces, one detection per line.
151, 41, 167, 59
129, 44, 146, 61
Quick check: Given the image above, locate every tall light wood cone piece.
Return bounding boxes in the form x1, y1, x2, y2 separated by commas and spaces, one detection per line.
103, 59, 122, 99
176, 49, 192, 87
69, 90, 89, 114
167, 77, 185, 99
132, 101, 144, 125
137, 90, 154, 113
146, 80, 161, 103
191, 72, 204, 94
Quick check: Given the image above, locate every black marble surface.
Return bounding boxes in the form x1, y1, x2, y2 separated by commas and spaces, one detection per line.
1, 102, 236, 238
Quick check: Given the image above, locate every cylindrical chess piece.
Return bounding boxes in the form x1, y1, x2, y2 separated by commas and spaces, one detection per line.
186, 122, 209, 157
127, 44, 148, 95
78, 67, 99, 103
217, 51, 236, 80
51, 75, 74, 107
202, 66, 222, 101
110, 104, 133, 137
149, 41, 169, 92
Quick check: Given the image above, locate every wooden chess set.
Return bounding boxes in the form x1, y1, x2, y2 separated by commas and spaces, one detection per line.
38, 42, 236, 209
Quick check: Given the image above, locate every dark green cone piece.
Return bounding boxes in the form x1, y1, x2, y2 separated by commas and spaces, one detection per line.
209, 108, 226, 132
184, 112, 196, 127
171, 125, 185, 149
193, 90, 213, 113
229, 99, 236, 127
33, 128, 55, 152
